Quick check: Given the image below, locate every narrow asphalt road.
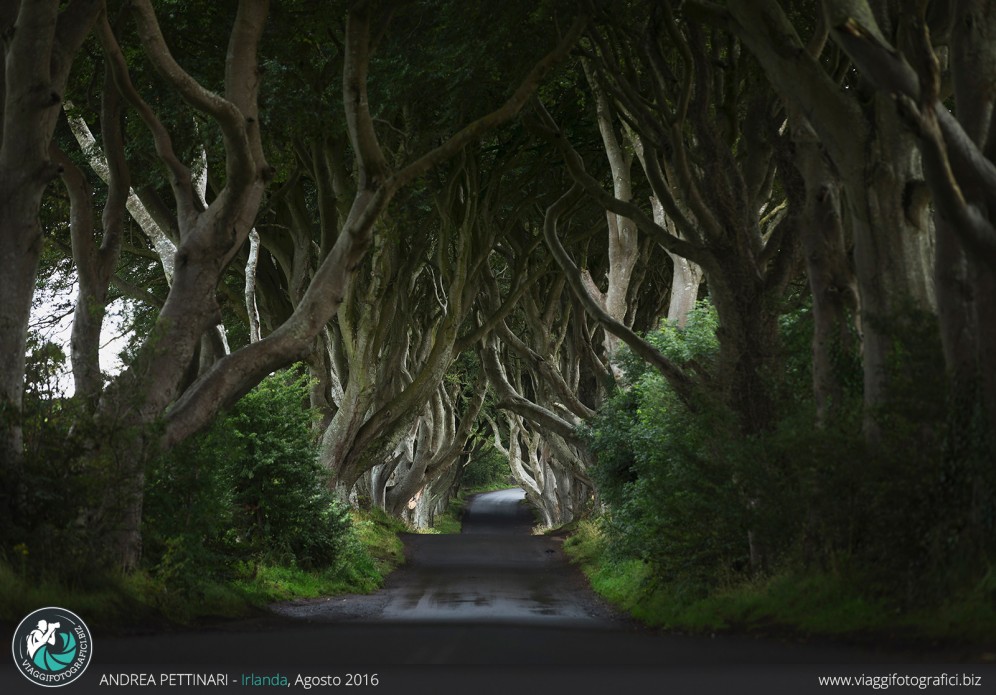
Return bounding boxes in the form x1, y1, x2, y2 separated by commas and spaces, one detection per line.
3, 489, 989, 694
276, 487, 614, 626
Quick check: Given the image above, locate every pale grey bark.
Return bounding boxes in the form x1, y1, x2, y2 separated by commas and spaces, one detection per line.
86, 0, 272, 568
538, 180, 697, 405
65, 106, 178, 281
792, 118, 860, 425
650, 197, 702, 327
382, 376, 486, 525
245, 228, 262, 343
318, 212, 479, 493
478, 276, 596, 528
482, 334, 582, 444
487, 410, 584, 529
161, 10, 589, 450
583, 60, 640, 367
728, 0, 938, 434
628, 129, 704, 328
65, 103, 233, 381
5, 1, 587, 563
814, 0, 996, 438
537, 37, 798, 435
487, 413, 552, 527
51, 142, 122, 404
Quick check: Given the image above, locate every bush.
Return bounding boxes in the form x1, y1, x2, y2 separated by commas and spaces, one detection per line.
584, 299, 992, 602
586, 302, 748, 587
144, 368, 354, 594
2, 337, 127, 579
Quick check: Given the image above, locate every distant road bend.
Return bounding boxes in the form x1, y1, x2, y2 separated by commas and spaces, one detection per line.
360, 487, 609, 625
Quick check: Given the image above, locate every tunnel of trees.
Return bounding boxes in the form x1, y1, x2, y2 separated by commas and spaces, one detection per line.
1, 0, 994, 626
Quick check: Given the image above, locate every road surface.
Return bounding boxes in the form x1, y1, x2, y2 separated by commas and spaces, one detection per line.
271, 487, 612, 626
2, 489, 988, 694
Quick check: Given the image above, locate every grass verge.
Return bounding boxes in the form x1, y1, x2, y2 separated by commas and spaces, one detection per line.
0, 508, 406, 631
563, 518, 996, 646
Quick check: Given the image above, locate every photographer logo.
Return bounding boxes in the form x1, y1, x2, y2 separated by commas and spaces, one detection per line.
12, 607, 92, 687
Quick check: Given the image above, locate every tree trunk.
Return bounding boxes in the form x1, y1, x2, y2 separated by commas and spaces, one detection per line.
0, 190, 47, 468
650, 196, 703, 327
729, 0, 937, 436
667, 253, 703, 327
941, 0, 996, 443
709, 259, 781, 435
584, 60, 640, 366
794, 123, 860, 425
850, 101, 936, 427
0, 0, 101, 472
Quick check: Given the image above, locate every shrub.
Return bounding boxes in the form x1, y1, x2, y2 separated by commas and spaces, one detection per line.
586, 298, 994, 604
587, 302, 748, 587
144, 368, 354, 593
2, 337, 125, 579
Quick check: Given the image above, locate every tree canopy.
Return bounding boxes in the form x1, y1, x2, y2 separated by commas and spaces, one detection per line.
2, 0, 994, 625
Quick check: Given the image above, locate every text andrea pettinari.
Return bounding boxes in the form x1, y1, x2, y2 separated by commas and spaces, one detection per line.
99, 673, 229, 686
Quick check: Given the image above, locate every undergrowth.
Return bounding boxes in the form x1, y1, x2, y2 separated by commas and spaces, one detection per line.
564, 519, 996, 645
0, 508, 405, 630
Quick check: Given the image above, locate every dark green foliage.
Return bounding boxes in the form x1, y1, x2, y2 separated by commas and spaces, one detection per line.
866, 307, 995, 593
460, 445, 510, 490
586, 302, 745, 588
144, 369, 354, 593
2, 338, 147, 581
585, 300, 994, 604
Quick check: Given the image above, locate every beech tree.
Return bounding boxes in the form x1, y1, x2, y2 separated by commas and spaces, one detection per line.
12, 2, 990, 602
812, 0, 996, 444
481, 267, 599, 524
539, 2, 801, 436
723, 0, 939, 436
0, 0, 101, 474
2, 0, 587, 567
236, 6, 597, 521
